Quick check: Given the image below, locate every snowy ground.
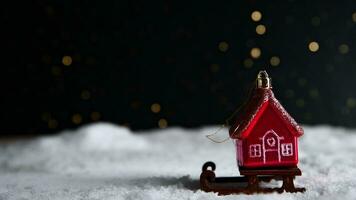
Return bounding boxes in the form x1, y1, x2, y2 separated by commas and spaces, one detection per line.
1, 123, 356, 200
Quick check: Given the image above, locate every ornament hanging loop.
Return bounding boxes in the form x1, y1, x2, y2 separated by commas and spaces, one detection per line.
256, 70, 272, 89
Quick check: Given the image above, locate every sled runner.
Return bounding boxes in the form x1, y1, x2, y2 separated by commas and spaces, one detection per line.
200, 161, 305, 195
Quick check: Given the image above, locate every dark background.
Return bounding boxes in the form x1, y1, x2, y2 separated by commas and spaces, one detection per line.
2, 0, 356, 136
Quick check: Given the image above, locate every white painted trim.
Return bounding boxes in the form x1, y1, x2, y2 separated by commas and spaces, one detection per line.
281, 143, 293, 156
260, 129, 284, 163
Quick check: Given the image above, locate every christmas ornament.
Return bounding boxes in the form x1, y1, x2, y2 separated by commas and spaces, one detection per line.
200, 71, 305, 195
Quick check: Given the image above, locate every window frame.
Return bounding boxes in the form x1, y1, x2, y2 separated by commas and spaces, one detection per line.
249, 144, 262, 158
281, 143, 293, 156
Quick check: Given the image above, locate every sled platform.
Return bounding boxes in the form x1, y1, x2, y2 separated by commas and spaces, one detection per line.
200, 161, 306, 195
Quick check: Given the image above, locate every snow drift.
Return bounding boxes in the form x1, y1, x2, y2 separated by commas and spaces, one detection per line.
1, 123, 356, 200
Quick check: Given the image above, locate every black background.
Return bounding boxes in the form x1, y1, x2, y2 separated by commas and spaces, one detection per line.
2, 0, 356, 135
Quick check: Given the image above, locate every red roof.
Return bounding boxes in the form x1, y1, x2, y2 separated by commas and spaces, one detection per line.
229, 88, 304, 139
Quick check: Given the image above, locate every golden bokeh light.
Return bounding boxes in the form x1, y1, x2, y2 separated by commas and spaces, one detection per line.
250, 48, 261, 59
270, 56, 280, 66
51, 66, 62, 76
352, 12, 356, 22
41, 112, 51, 122
81, 90, 91, 100
311, 16, 321, 26
256, 24, 266, 35
90, 112, 101, 121
210, 64, 220, 73
151, 103, 161, 113
62, 55, 73, 66
296, 98, 305, 107
243, 58, 254, 68
338, 44, 349, 54
218, 41, 229, 52
298, 78, 307, 86
347, 98, 356, 108
309, 89, 319, 98
48, 119, 58, 129
158, 118, 168, 128
251, 11, 262, 22
304, 112, 312, 120
308, 41, 319, 52
72, 114, 82, 124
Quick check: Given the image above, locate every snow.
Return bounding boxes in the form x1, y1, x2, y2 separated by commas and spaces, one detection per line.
1, 123, 356, 200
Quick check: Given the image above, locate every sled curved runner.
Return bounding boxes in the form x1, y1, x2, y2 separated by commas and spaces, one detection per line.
200, 161, 306, 195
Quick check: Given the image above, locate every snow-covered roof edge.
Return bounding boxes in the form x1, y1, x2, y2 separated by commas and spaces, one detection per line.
229, 88, 304, 139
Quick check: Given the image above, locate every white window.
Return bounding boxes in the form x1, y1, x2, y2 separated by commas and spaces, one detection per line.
281, 143, 293, 156
249, 144, 261, 157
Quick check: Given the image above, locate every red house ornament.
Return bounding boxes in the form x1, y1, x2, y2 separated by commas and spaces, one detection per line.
229, 71, 304, 168
200, 71, 305, 195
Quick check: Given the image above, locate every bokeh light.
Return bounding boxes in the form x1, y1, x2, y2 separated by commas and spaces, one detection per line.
218, 41, 229, 52
256, 24, 266, 35
210, 64, 220, 73
347, 98, 356, 108
90, 112, 101, 121
48, 119, 58, 129
251, 11, 262, 22
72, 114, 82, 124
243, 58, 254, 68
308, 41, 319, 52
81, 90, 91, 100
158, 118, 168, 128
338, 44, 349, 54
250, 48, 261, 59
151, 103, 161, 113
352, 12, 356, 22
270, 56, 280, 66
62, 56, 73, 66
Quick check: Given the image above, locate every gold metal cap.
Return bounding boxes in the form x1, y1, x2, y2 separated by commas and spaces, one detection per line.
256, 70, 272, 89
